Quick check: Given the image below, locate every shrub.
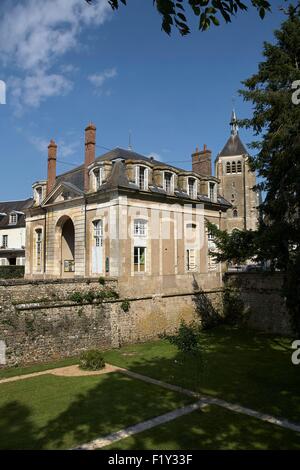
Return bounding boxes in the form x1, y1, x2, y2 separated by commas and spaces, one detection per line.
0, 266, 25, 279
69, 292, 84, 303
121, 299, 130, 312
160, 320, 202, 356
98, 276, 105, 286
79, 350, 105, 371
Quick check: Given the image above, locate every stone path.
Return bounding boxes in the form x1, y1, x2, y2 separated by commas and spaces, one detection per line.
75, 401, 207, 450
1, 362, 300, 438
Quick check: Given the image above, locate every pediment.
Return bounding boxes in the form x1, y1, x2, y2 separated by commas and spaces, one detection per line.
43, 182, 84, 206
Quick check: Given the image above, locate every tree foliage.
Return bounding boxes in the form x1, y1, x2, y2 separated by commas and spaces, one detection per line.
208, 5, 300, 333
86, 0, 272, 35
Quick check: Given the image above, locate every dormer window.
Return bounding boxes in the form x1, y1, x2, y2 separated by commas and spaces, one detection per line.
9, 213, 17, 225
93, 167, 103, 191
187, 178, 197, 199
36, 187, 43, 205
135, 166, 148, 191
164, 172, 173, 195
209, 182, 216, 202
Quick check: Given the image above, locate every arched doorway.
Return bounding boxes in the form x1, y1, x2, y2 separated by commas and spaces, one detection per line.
56, 216, 75, 278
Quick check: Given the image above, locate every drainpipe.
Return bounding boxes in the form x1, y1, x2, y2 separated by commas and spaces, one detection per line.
243, 157, 247, 230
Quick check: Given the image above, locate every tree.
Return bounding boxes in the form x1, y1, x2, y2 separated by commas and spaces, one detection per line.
86, 0, 272, 35
208, 4, 300, 334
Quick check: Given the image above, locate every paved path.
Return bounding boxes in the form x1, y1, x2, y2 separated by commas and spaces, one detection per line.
1, 362, 300, 437
75, 401, 207, 450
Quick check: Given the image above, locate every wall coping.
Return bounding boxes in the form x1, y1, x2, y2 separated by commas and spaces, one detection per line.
0, 277, 117, 287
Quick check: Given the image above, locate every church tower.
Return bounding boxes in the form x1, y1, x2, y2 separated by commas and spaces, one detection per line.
215, 110, 260, 233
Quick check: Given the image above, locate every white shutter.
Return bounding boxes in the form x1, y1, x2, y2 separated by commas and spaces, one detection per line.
135, 166, 139, 186
145, 168, 148, 190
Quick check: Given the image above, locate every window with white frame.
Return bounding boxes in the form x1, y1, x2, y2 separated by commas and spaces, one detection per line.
186, 249, 196, 272
209, 182, 216, 201
164, 172, 173, 194
134, 219, 147, 237
35, 229, 42, 268
93, 220, 103, 247
134, 246, 146, 273
136, 166, 148, 191
2, 235, 8, 249
36, 187, 43, 205
9, 213, 17, 225
94, 167, 103, 191
187, 178, 196, 198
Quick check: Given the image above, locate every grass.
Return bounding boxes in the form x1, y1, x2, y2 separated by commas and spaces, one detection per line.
103, 326, 300, 423
104, 405, 300, 450
0, 372, 192, 450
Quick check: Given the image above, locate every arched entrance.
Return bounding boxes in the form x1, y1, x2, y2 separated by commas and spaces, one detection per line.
56, 216, 75, 278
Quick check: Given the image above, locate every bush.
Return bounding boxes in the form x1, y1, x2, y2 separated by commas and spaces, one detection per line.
98, 277, 105, 286
0, 266, 25, 279
79, 350, 105, 371
121, 299, 130, 312
160, 320, 202, 356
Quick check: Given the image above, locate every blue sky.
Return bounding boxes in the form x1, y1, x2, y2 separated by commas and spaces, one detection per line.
0, 0, 286, 200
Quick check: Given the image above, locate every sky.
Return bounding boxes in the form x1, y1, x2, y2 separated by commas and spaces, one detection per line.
0, 0, 287, 200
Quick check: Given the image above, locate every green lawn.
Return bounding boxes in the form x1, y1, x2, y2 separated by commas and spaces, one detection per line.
104, 405, 300, 450
0, 372, 192, 450
103, 326, 300, 423
0, 325, 299, 450
0, 356, 78, 380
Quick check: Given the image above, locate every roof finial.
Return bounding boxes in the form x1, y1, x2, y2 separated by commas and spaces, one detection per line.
230, 101, 238, 136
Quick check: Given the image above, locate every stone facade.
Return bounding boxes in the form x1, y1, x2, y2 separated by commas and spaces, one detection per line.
224, 272, 293, 336
0, 277, 223, 365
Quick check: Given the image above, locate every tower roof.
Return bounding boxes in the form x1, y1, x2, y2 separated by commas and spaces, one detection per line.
219, 109, 248, 157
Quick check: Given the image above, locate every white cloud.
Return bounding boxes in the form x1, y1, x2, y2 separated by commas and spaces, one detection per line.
0, 0, 110, 71
0, 0, 110, 111
88, 68, 117, 93
10, 72, 73, 114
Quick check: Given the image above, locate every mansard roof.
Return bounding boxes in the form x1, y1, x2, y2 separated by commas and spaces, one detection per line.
49, 147, 230, 208
0, 198, 33, 229
219, 133, 248, 157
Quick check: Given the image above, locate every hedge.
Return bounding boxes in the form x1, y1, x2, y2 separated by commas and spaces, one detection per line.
0, 266, 25, 279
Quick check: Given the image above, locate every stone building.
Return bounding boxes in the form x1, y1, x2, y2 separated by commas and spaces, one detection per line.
0, 198, 32, 266
215, 111, 260, 233
25, 123, 232, 294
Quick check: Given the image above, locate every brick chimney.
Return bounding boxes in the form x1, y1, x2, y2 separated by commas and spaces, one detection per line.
84, 122, 96, 192
47, 139, 57, 195
192, 144, 212, 176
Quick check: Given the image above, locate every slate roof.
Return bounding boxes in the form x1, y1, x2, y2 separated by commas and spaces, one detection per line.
219, 134, 248, 157
0, 198, 33, 229
51, 147, 230, 208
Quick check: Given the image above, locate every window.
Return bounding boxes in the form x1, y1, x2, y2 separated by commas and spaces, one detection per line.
208, 230, 214, 241
164, 172, 173, 194
93, 220, 103, 247
226, 162, 231, 174
2, 235, 8, 249
237, 161, 242, 173
134, 219, 147, 237
209, 182, 216, 201
136, 166, 148, 191
94, 167, 103, 191
36, 187, 43, 205
9, 213, 17, 225
188, 178, 196, 198
186, 249, 196, 272
232, 161, 236, 173
134, 247, 146, 273
35, 229, 42, 268
233, 209, 238, 218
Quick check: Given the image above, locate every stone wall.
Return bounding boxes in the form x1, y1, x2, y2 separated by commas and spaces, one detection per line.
0, 277, 223, 366
224, 272, 293, 336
